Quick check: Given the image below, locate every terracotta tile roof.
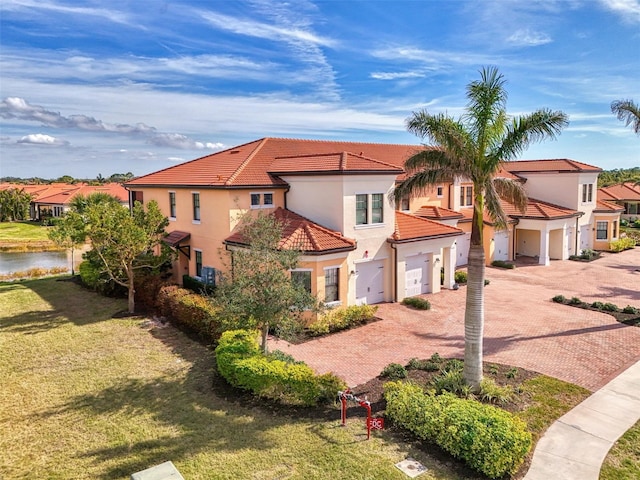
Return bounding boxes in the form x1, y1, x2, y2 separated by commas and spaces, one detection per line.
503, 159, 602, 173
164, 230, 191, 246
390, 211, 464, 243
268, 151, 403, 175
500, 197, 580, 219
598, 183, 640, 201
225, 207, 356, 254
593, 199, 625, 213
414, 205, 463, 220
126, 137, 423, 188
0, 183, 128, 203
494, 166, 521, 180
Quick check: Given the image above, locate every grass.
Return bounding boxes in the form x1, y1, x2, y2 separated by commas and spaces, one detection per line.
0, 221, 60, 251
600, 420, 640, 480
0, 278, 448, 480
2, 277, 627, 480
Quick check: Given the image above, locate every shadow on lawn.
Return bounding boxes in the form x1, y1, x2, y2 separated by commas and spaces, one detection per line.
0, 277, 124, 334
30, 323, 297, 479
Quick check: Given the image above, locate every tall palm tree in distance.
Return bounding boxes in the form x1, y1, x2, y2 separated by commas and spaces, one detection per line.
395, 66, 569, 390
611, 99, 640, 134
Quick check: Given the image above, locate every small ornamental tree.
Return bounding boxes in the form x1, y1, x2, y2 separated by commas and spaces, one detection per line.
0, 187, 33, 222
214, 211, 320, 353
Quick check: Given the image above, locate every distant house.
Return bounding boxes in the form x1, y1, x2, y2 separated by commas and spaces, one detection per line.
0, 183, 129, 220
598, 182, 640, 221
125, 138, 621, 306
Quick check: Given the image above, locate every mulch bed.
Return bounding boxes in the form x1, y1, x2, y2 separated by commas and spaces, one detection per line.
554, 298, 640, 327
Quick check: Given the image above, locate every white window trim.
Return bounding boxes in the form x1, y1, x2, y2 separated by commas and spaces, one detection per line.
250, 192, 275, 209
169, 190, 177, 221
436, 186, 444, 198
323, 265, 340, 305
355, 192, 385, 226
191, 191, 201, 223
194, 248, 203, 280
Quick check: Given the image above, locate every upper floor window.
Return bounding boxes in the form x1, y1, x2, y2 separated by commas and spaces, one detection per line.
596, 221, 608, 240
195, 249, 203, 277
582, 183, 593, 203
356, 194, 368, 225
250, 192, 274, 209
356, 193, 384, 226
131, 191, 144, 205
291, 270, 311, 293
436, 186, 444, 197
371, 194, 384, 223
324, 267, 339, 303
460, 186, 473, 206
192, 192, 201, 221
400, 195, 410, 211
169, 192, 176, 219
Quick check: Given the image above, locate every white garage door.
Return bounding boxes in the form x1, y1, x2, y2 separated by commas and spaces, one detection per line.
355, 260, 385, 305
456, 233, 471, 267
494, 231, 509, 262
405, 254, 431, 297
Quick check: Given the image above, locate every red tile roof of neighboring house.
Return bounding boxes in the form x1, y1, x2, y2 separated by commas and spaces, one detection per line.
500, 197, 580, 219
0, 183, 128, 204
268, 151, 403, 175
390, 211, 464, 243
127, 138, 424, 188
224, 207, 356, 254
503, 159, 602, 173
594, 199, 625, 213
414, 205, 463, 220
598, 183, 640, 201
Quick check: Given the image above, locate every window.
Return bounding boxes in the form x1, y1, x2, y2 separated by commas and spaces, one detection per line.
53, 206, 64, 217
131, 191, 144, 205
169, 192, 176, 218
437, 186, 444, 197
356, 194, 368, 225
400, 195, 410, 211
596, 221, 608, 240
195, 250, 203, 277
324, 268, 339, 303
371, 194, 384, 223
250, 192, 274, 209
460, 186, 473, 206
192, 193, 200, 221
613, 221, 617, 239
582, 183, 593, 203
291, 270, 311, 293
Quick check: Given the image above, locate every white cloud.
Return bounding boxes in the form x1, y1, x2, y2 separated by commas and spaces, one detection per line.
507, 29, 552, 46
149, 134, 226, 151
2, 0, 132, 26
370, 71, 425, 80
17, 133, 68, 146
599, 0, 640, 22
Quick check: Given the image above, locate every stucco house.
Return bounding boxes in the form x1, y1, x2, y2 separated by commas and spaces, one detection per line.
125, 138, 620, 306
598, 182, 640, 221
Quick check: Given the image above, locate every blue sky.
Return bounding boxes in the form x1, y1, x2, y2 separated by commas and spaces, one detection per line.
1, 0, 638, 180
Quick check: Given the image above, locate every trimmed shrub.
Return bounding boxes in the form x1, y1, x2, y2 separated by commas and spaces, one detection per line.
384, 381, 532, 479
182, 274, 215, 295
552, 294, 566, 303
622, 305, 639, 314
591, 301, 605, 309
381, 363, 407, 380
307, 304, 377, 336
407, 352, 443, 372
401, 296, 431, 310
157, 285, 221, 341
609, 237, 636, 252
454, 271, 467, 284
602, 302, 619, 312
134, 273, 170, 311
215, 329, 346, 406
491, 260, 515, 269
568, 296, 583, 306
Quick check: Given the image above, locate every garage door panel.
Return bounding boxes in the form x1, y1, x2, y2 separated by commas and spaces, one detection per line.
494, 232, 509, 262
405, 254, 431, 297
356, 260, 385, 305
456, 233, 471, 267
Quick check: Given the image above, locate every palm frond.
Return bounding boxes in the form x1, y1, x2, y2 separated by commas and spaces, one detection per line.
465, 66, 507, 151
496, 109, 569, 161
611, 99, 640, 134
483, 180, 509, 230
493, 177, 527, 213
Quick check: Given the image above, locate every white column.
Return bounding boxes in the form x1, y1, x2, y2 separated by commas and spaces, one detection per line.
561, 224, 569, 260
443, 244, 456, 288
539, 228, 550, 265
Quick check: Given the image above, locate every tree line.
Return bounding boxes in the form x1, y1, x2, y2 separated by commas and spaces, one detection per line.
0, 172, 135, 185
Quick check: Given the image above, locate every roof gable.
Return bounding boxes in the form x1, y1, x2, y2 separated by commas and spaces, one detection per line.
268, 151, 403, 175
599, 183, 640, 201
390, 211, 464, 243
504, 159, 602, 173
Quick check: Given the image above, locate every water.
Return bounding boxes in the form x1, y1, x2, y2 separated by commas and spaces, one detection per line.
0, 250, 72, 275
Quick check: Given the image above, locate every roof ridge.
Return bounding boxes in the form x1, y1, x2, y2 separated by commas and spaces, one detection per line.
263, 136, 423, 148
225, 138, 268, 186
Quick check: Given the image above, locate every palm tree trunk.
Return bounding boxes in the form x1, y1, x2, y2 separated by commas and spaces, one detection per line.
464, 244, 485, 391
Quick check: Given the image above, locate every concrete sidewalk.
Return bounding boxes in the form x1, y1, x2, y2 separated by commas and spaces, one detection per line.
524, 360, 640, 479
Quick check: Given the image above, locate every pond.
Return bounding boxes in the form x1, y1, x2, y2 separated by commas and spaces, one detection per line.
0, 250, 80, 275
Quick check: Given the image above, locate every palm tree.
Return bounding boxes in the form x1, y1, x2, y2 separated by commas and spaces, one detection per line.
611, 99, 640, 134
395, 66, 568, 390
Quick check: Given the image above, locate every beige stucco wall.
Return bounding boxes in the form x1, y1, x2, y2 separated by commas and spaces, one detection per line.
592, 213, 621, 251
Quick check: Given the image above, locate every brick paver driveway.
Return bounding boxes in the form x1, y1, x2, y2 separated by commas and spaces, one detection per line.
272, 248, 640, 391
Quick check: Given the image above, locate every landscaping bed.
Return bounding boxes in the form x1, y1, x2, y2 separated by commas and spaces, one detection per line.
552, 295, 640, 327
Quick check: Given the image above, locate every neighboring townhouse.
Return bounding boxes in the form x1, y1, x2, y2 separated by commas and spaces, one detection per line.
0, 182, 129, 220
125, 138, 619, 305
598, 182, 640, 221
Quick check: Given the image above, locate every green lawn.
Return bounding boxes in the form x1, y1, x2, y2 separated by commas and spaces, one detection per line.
1, 277, 615, 480
600, 420, 640, 480
0, 221, 52, 241
0, 278, 451, 480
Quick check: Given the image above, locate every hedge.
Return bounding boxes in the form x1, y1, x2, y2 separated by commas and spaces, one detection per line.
610, 237, 636, 252
157, 285, 221, 341
384, 381, 532, 479
307, 304, 378, 336
216, 330, 346, 406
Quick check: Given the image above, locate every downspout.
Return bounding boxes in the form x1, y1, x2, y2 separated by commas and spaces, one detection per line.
390, 242, 398, 302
